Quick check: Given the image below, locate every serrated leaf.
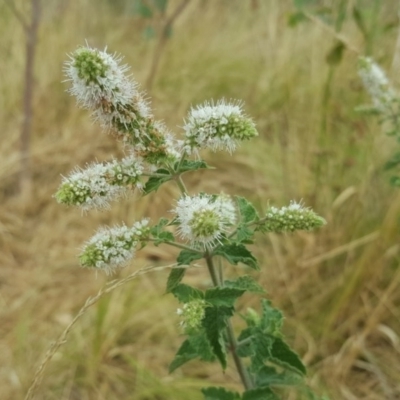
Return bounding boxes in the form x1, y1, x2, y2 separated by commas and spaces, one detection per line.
189, 332, 216, 362
236, 327, 255, 357
202, 387, 241, 400
205, 287, 244, 307
326, 40, 345, 66
150, 217, 175, 245
260, 299, 284, 336
177, 249, 203, 266
249, 331, 274, 372
242, 387, 279, 400
269, 338, 306, 375
235, 196, 259, 223
166, 268, 186, 293
202, 306, 233, 369
175, 159, 211, 174
236, 225, 254, 243
225, 275, 265, 294
254, 365, 302, 387
169, 339, 198, 372
169, 331, 215, 372
214, 243, 259, 270
171, 283, 204, 303
143, 170, 172, 194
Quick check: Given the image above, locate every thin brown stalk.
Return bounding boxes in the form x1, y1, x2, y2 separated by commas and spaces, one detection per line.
146, 0, 191, 90
24, 263, 195, 400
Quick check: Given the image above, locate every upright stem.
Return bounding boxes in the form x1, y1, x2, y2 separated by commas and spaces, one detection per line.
204, 252, 254, 390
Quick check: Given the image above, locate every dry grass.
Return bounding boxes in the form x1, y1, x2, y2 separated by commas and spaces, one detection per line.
1, 0, 400, 399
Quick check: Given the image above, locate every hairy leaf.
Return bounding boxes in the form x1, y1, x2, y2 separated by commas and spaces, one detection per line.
171, 283, 204, 303
235, 196, 259, 223
166, 268, 186, 293
269, 338, 306, 375
214, 243, 259, 270
202, 387, 241, 400
177, 248, 203, 266
225, 275, 266, 294
242, 387, 279, 400
205, 287, 245, 307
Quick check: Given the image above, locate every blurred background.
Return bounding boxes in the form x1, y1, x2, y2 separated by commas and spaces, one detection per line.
1, 0, 400, 399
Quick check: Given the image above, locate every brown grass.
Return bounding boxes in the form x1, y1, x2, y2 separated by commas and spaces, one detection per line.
1, 1, 400, 399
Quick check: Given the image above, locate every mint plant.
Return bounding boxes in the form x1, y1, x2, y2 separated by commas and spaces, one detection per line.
56, 45, 326, 399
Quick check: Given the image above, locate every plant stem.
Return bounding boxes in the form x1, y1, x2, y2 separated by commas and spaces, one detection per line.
204, 252, 254, 390
174, 174, 188, 195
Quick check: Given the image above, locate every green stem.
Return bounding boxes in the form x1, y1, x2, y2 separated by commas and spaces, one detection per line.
174, 174, 188, 195
204, 252, 254, 390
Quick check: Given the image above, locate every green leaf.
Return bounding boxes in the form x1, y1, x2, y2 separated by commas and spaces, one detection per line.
214, 243, 259, 270
326, 40, 345, 66
254, 365, 302, 387
202, 387, 241, 400
248, 331, 274, 372
169, 332, 215, 372
171, 283, 204, 303
242, 387, 279, 400
269, 337, 306, 375
150, 217, 175, 245
260, 299, 284, 336
236, 225, 254, 244
189, 331, 216, 362
236, 327, 255, 358
177, 249, 203, 266
235, 196, 259, 223
169, 339, 198, 372
166, 268, 186, 293
175, 159, 211, 174
205, 287, 245, 307
202, 306, 233, 369
224, 275, 266, 294
143, 169, 172, 194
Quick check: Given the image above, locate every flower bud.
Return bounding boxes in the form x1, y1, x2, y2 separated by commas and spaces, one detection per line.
177, 299, 207, 332
183, 100, 258, 154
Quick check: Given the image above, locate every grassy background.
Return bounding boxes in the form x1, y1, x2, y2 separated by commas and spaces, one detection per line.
1, 0, 400, 399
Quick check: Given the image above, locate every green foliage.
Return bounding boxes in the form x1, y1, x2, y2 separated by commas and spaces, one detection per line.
242, 388, 279, 400
202, 387, 241, 400
143, 168, 172, 194
166, 268, 186, 293
214, 243, 259, 270
150, 217, 174, 245
176, 248, 203, 265
224, 276, 265, 294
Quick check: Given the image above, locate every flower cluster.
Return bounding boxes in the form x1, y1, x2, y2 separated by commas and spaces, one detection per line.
183, 100, 258, 154
177, 299, 207, 332
261, 201, 326, 233
65, 45, 178, 164
358, 57, 396, 113
79, 220, 150, 274
55, 155, 143, 211
173, 193, 237, 247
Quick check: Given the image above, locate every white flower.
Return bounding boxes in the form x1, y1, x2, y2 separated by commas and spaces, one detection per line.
183, 99, 258, 154
263, 201, 326, 233
358, 57, 396, 113
79, 220, 150, 274
55, 155, 143, 210
173, 193, 237, 247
